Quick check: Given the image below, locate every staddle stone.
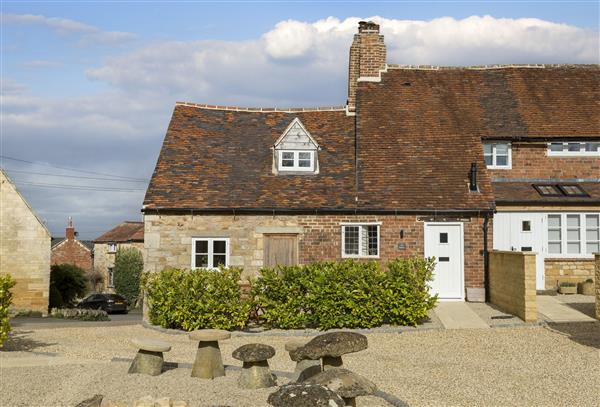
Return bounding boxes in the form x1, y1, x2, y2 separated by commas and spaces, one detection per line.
232, 343, 275, 363
131, 338, 172, 353
267, 383, 345, 407
128, 338, 171, 376
306, 368, 377, 406
189, 329, 231, 342
285, 339, 321, 382
290, 332, 367, 370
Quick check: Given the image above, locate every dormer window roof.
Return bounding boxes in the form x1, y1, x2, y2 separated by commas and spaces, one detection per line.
273, 118, 319, 174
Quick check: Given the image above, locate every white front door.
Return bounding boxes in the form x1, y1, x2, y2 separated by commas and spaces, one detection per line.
493, 212, 545, 290
424, 223, 464, 300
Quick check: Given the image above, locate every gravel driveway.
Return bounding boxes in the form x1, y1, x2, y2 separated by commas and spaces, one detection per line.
1, 323, 598, 407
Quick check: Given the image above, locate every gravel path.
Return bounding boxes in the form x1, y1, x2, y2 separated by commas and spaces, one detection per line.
1, 323, 598, 407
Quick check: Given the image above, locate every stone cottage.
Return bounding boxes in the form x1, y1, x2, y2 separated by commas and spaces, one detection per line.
94, 221, 144, 291
0, 169, 51, 314
143, 21, 599, 302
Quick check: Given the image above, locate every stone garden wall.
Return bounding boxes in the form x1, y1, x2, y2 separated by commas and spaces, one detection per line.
544, 258, 596, 290
489, 250, 537, 322
595, 253, 599, 320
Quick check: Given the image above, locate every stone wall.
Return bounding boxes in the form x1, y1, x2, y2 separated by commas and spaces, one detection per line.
51, 240, 93, 272
489, 250, 537, 322
93, 242, 144, 292
596, 253, 600, 319
144, 213, 487, 290
0, 171, 51, 314
544, 258, 596, 290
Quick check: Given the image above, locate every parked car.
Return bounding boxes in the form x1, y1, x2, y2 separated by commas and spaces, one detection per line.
77, 293, 129, 314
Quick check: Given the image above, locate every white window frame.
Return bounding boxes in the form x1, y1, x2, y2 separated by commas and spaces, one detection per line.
483, 142, 512, 169
108, 243, 117, 253
547, 142, 600, 157
278, 150, 315, 172
546, 213, 600, 258
340, 222, 381, 258
107, 267, 114, 287
191, 237, 230, 269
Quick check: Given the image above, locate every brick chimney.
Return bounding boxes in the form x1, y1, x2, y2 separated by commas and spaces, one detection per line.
66, 217, 75, 241
347, 21, 387, 112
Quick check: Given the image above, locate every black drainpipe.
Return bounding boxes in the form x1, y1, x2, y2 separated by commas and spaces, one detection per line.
483, 212, 490, 302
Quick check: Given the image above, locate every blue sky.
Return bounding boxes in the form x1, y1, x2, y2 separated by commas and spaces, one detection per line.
1, 1, 599, 239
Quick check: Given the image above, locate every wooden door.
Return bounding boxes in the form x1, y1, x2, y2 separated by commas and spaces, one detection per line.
264, 234, 298, 267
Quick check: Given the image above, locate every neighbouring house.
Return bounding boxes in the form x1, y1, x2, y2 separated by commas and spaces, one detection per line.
93, 221, 144, 291
0, 169, 51, 314
51, 218, 94, 273
143, 21, 599, 302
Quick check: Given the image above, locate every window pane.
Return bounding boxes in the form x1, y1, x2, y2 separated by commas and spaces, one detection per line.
495, 143, 508, 155
213, 255, 226, 267
367, 225, 378, 255
586, 215, 599, 228
483, 144, 492, 154
195, 240, 208, 254
282, 152, 294, 159
586, 229, 599, 242
567, 142, 581, 152
522, 221, 531, 232
548, 215, 561, 228
586, 242, 600, 254
548, 230, 561, 241
195, 254, 208, 268
213, 240, 226, 254
549, 143, 563, 152
567, 215, 580, 228
298, 159, 311, 168
567, 229, 580, 241
496, 155, 508, 166
298, 152, 311, 160
584, 142, 599, 152
484, 155, 493, 166
440, 232, 448, 243
344, 226, 359, 255
548, 242, 562, 254
282, 159, 294, 167
567, 242, 580, 254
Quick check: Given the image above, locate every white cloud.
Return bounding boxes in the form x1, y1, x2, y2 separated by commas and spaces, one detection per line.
1, 13, 136, 45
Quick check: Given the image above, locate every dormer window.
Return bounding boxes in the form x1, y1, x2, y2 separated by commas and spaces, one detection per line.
279, 150, 314, 171
273, 118, 319, 174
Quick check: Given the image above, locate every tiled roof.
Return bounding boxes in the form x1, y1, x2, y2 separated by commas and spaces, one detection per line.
493, 182, 600, 205
144, 65, 598, 212
94, 221, 144, 243
51, 237, 94, 251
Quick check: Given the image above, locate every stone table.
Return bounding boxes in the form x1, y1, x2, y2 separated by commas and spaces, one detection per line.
289, 332, 368, 371
232, 343, 276, 389
128, 337, 171, 376
189, 329, 231, 379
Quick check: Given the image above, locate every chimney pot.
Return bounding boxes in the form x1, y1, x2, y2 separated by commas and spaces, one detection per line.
358, 21, 380, 33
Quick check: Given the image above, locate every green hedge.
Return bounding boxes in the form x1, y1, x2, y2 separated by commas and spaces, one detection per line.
251, 258, 438, 329
114, 247, 143, 304
143, 267, 251, 331
0, 274, 16, 347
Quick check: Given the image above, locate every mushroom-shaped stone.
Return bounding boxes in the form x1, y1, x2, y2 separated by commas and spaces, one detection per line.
305, 368, 377, 407
128, 338, 171, 376
188, 329, 231, 379
232, 344, 276, 389
285, 339, 321, 382
267, 383, 346, 407
290, 332, 368, 371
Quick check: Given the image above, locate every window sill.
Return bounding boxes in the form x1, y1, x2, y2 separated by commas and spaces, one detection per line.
486, 165, 512, 170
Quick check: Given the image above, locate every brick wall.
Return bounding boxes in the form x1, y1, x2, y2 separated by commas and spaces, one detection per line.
51, 240, 93, 272
489, 251, 537, 322
487, 142, 600, 180
544, 258, 596, 290
144, 213, 487, 290
0, 171, 50, 314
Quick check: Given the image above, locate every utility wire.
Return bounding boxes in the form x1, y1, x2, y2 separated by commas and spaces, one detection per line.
0, 155, 148, 181
16, 181, 146, 192
4, 168, 148, 183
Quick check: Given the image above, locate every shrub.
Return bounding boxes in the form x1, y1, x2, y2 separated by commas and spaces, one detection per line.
114, 247, 143, 304
0, 274, 16, 347
143, 267, 251, 331
50, 308, 109, 321
49, 264, 88, 309
251, 258, 438, 329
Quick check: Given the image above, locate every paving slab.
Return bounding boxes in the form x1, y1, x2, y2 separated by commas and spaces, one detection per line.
433, 302, 489, 329
537, 295, 596, 323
